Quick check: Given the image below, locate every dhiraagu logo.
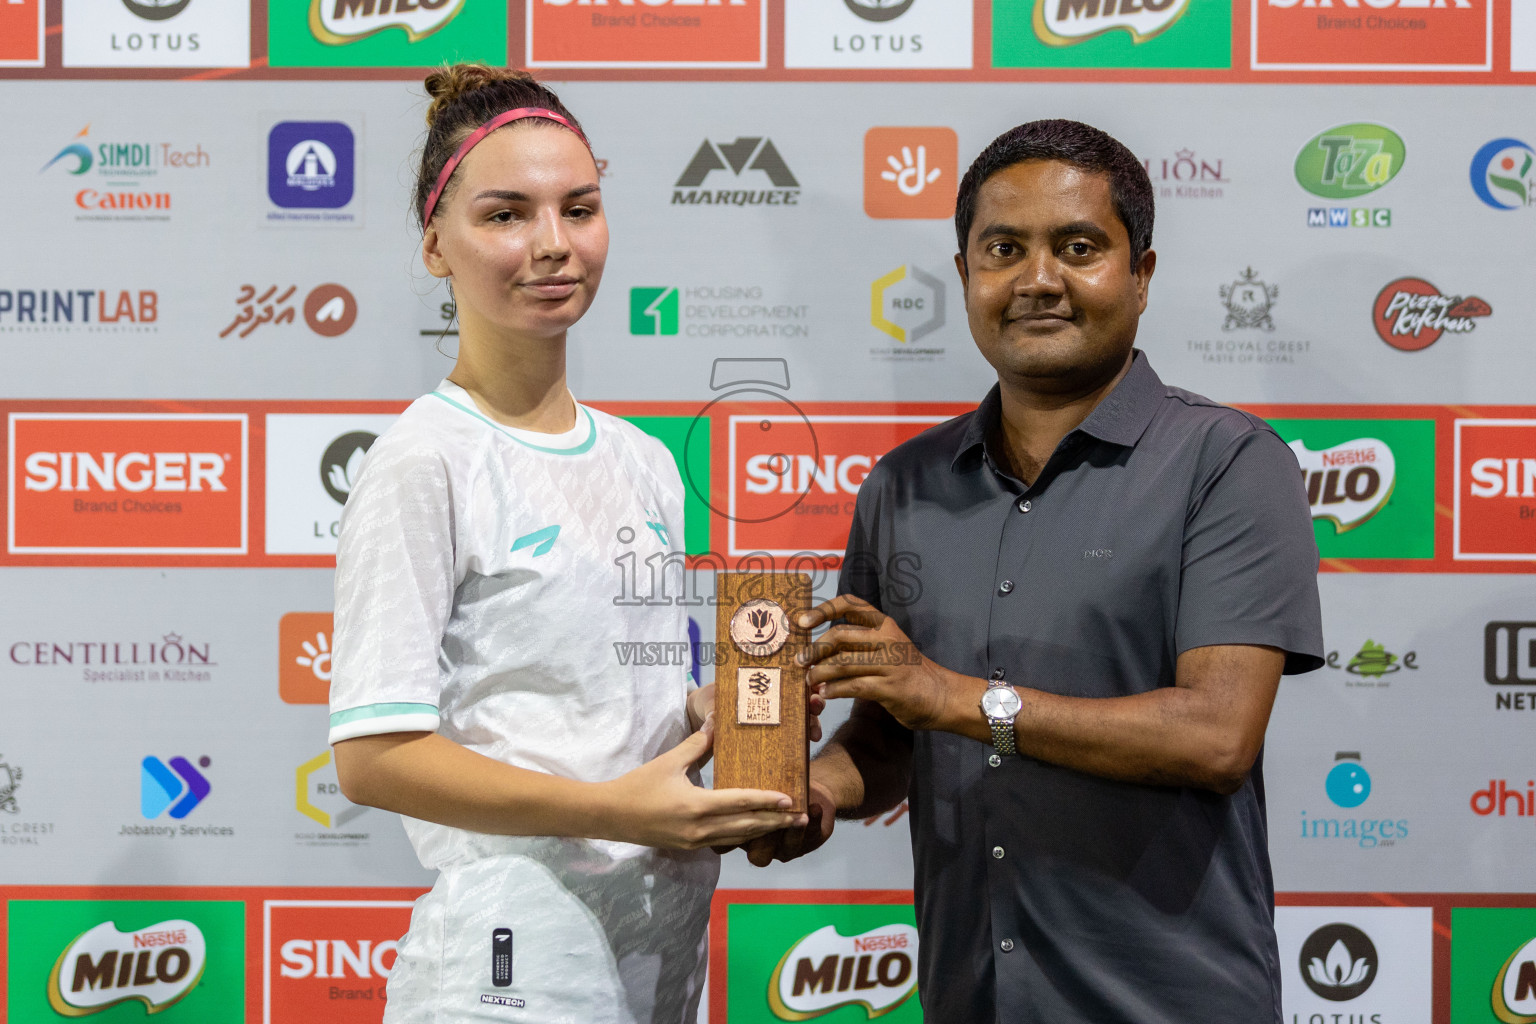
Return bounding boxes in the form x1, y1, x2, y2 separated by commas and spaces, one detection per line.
1295, 124, 1406, 200
6, 899, 244, 1023
1267, 418, 1434, 560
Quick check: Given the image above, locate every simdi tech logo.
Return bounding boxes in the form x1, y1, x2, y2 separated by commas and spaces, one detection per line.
528, 0, 764, 68
7, 412, 248, 557
5, 899, 244, 1023
1471, 138, 1536, 211
1268, 418, 1434, 559
267, 0, 505, 68
992, 0, 1229, 68
1454, 419, 1536, 561
863, 127, 957, 219
61, 0, 252, 69
783, 0, 974, 70
1253, 0, 1490, 72
40, 123, 211, 223
0, 0, 44, 66
264, 901, 414, 1023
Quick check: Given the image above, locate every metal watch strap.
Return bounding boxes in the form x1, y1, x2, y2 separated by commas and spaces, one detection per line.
990, 715, 1018, 756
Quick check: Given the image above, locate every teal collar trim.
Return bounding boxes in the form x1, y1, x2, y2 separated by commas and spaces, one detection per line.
431, 390, 598, 456
329, 702, 440, 728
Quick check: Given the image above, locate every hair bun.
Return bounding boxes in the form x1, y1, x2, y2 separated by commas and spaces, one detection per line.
423, 64, 538, 129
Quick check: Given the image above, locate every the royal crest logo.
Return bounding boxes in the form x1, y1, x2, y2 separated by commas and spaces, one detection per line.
767, 923, 919, 1019
1032, 0, 1189, 45
1220, 267, 1277, 331
47, 919, 208, 1015
308, 0, 466, 44
1371, 277, 1491, 352
0, 752, 21, 813
1287, 438, 1395, 534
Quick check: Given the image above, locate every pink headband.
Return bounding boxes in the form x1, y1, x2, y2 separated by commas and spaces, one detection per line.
421, 106, 591, 226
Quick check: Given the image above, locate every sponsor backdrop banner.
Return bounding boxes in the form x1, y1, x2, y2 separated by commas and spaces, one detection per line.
3, 5, 1536, 1022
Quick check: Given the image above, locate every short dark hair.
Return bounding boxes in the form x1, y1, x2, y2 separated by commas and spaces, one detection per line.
953, 119, 1154, 268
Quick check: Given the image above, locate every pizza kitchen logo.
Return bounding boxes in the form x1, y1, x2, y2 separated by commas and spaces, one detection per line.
1032, 0, 1190, 45
767, 923, 919, 1019
1371, 277, 1490, 352
309, 0, 466, 44
46, 918, 208, 1016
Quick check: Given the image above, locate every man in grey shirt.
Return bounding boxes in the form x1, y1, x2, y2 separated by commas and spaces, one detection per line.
753, 120, 1324, 1022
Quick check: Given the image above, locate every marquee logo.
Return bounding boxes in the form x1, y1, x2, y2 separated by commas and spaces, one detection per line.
1295, 123, 1405, 200
1299, 923, 1377, 1001
264, 900, 413, 1023
1032, 0, 1190, 45
1454, 419, 1536, 561
308, 0, 465, 43
1372, 278, 1490, 352
8, 412, 248, 557
673, 137, 799, 206
1471, 138, 1536, 211
1255, 0, 1489, 71
1287, 437, 1394, 533
767, 924, 919, 1019
46, 918, 207, 1015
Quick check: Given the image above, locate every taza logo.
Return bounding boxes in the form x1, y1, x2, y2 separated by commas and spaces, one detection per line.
1033, 0, 1189, 45
1299, 923, 1377, 1001
1486, 622, 1536, 685
1471, 138, 1536, 211
767, 923, 919, 1018
309, 0, 465, 44
1295, 123, 1405, 199
1287, 437, 1394, 533
1372, 278, 1490, 352
47, 918, 207, 1015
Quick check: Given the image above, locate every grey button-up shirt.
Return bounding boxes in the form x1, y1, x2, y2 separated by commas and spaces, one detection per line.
837, 351, 1323, 1024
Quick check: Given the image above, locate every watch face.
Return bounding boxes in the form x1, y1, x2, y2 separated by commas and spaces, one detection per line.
981, 687, 1021, 720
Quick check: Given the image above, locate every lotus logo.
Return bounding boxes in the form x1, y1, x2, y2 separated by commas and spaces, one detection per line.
1033, 0, 1190, 45
47, 919, 207, 1015
121, 0, 191, 20
1287, 438, 1395, 534
843, 0, 915, 22
309, 0, 467, 44
319, 431, 378, 506
1299, 923, 1376, 1001
768, 923, 919, 1019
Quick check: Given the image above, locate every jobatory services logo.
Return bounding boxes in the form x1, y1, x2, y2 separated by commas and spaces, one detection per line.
672, 137, 800, 206
1454, 419, 1536, 561
528, 0, 763, 67
61, 0, 251, 68
0, 0, 45, 66
141, 755, 210, 820
869, 264, 947, 362
1471, 138, 1536, 211
863, 127, 958, 219
1275, 907, 1431, 1023
1269, 418, 1434, 559
1372, 278, 1491, 352
40, 123, 211, 222
1253, 0, 1490, 71
6, 899, 244, 1022
992, 0, 1228, 68
0, 287, 159, 333
1450, 909, 1536, 1024
265, 414, 396, 555
784, 0, 973, 69
268, 0, 504, 68
627, 285, 809, 339
1299, 751, 1408, 849
280, 612, 335, 703
221, 283, 357, 339
264, 901, 414, 1023
1486, 621, 1536, 711
8, 631, 217, 683
7, 412, 248, 557
266, 121, 360, 225
1322, 638, 1418, 687
1296, 123, 1404, 229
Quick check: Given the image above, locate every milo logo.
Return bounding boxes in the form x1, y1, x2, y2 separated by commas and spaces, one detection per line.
767, 923, 919, 1018
1032, 0, 1191, 45
1295, 123, 1406, 199
309, 0, 467, 44
1288, 438, 1395, 534
47, 919, 207, 1015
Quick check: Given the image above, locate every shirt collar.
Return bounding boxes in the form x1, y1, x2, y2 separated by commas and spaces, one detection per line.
951, 350, 1164, 471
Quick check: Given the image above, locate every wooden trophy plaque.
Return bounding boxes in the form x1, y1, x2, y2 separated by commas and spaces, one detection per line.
712, 571, 812, 812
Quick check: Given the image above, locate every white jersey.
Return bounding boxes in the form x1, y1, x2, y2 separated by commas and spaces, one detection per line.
329, 379, 717, 1024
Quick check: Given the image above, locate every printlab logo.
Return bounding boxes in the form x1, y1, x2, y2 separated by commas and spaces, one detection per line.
1299, 923, 1377, 1001
309, 0, 466, 44
1033, 0, 1190, 45
0, 287, 159, 333
0, 752, 21, 814
1142, 147, 1227, 201
221, 283, 357, 338
1455, 419, 1536, 562
672, 137, 800, 206
1471, 138, 1536, 211
1300, 751, 1407, 849
267, 121, 357, 222
1372, 278, 1490, 352
279, 613, 334, 704
1296, 123, 1403, 229
870, 265, 945, 360
141, 755, 210, 819
1324, 639, 1418, 686
863, 127, 957, 219
40, 123, 210, 222
295, 750, 367, 832
767, 924, 919, 1018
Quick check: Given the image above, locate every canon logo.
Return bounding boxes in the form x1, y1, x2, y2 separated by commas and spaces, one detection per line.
1469, 458, 1536, 498
279, 939, 397, 979
24, 452, 227, 493
1268, 0, 1469, 7
744, 454, 877, 496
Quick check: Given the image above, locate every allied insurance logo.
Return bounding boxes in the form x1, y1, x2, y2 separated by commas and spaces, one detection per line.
1454, 419, 1536, 561
863, 128, 957, 220
529, 0, 764, 67
267, 0, 504, 68
266, 121, 357, 223
264, 900, 414, 1024
1471, 138, 1536, 211
993, 0, 1227, 68
7, 413, 248, 557
1254, 0, 1490, 71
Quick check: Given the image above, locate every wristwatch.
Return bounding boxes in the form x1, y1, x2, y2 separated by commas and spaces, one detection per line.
980, 668, 1021, 755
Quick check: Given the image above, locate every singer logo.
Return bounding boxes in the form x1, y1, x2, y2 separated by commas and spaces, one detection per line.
863, 127, 957, 220
308, 0, 467, 44
1454, 419, 1536, 561
1254, 0, 1490, 71
728, 415, 946, 556
767, 923, 919, 1018
8, 413, 247, 556
47, 918, 207, 1015
528, 0, 764, 68
264, 900, 415, 1023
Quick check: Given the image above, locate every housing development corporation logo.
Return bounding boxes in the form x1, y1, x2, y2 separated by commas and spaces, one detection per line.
528, 0, 763, 67
627, 285, 810, 339
1255, 0, 1489, 71
1471, 138, 1536, 211
1455, 419, 1536, 561
672, 137, 799, 206
1296, 123, 1404, 229
1372, 278, 1490, 352
267, 121, 357, 223
0, 287, 159, 333
1299, 923, 1377, 1001
767, 924, 920, 1018
784, 0, 973, 69
863, 127, 957, 219
1032, 0, 1190, 45
265, 901, 414, 1023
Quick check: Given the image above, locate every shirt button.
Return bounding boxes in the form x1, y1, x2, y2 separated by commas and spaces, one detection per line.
988, 753, 1002, 768
1000, 938, 1015, 953
992, 845, 1005, 859
1017, 499, 1032, 513
998, 580, 1015, 595
990, 667, 1005, 681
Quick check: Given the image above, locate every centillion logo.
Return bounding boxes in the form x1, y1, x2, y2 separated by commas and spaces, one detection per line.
308, 0, 466, 44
